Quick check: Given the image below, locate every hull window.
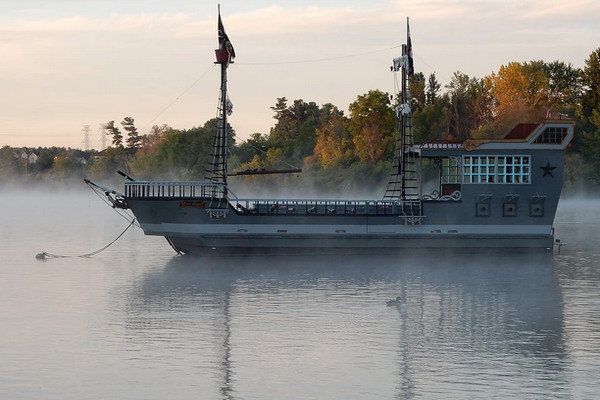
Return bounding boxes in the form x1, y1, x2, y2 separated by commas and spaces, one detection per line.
476, 193, 492, 217
529, 195, 546, 217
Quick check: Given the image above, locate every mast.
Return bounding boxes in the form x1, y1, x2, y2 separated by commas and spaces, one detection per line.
383, 17, 418, 201
206, 7, 235, 195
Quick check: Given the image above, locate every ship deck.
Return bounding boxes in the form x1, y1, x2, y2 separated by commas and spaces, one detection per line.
124, 181, 424, 217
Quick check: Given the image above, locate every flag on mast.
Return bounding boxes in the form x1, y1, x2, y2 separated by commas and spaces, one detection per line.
406, 17, 414, 76
218, 7, 236, 61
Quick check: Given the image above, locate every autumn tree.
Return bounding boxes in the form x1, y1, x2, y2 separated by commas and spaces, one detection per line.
486, 61, 580, 126
348, 90, 395, 164
311, 107, 353, 168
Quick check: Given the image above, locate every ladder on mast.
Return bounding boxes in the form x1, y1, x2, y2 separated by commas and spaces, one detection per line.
383, 19, 419, 201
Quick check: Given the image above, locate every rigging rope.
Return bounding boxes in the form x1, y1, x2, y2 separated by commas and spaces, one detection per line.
236, 44, 402, 66
87, 181, 139, 227
140, 64, 218, 132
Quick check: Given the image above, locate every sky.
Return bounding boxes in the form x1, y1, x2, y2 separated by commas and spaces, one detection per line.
1, 0, 598, 149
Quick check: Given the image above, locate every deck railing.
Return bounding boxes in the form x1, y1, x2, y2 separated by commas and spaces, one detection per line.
124, 181, 423, 217
124, 181, 226, 199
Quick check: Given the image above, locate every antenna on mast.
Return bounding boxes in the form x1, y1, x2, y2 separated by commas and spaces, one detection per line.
383, 17, 418, 201
206, 6, 236, 193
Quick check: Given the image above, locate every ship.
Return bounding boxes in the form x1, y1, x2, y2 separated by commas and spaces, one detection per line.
86, 14, 574, 255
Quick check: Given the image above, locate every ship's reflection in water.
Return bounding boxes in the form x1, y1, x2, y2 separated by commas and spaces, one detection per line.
124, 252, 565, 399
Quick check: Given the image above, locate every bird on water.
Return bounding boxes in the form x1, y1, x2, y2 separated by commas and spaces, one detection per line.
386, 296, 402, 306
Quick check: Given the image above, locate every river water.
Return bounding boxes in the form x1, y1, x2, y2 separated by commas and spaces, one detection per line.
1, 190, 599, 399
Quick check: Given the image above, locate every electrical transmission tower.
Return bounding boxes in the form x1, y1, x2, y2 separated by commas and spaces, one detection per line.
82, 125, 91, 151
98, 124, 107, 150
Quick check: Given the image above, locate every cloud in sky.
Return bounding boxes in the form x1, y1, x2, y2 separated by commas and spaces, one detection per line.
1, 0, 598, 148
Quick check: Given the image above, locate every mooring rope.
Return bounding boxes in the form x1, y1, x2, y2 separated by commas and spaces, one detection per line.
36, 218, 136, 260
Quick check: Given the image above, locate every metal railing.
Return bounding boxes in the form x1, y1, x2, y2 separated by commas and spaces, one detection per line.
124, 181, 226, 199
123, 181, 423, 217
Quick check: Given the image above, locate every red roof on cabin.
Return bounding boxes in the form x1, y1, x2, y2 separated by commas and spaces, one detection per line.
504, 123, 538, 140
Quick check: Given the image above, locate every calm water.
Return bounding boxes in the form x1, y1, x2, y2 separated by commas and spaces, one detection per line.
1, 190, 599, 399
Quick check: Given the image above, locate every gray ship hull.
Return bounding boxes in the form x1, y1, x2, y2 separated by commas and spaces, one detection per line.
128, 200, 555, 255
121, 121, 571, 255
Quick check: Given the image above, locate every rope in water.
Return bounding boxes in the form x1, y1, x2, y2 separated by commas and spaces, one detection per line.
36, 218, 136, 260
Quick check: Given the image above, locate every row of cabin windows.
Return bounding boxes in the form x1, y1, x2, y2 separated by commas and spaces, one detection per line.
476, 199, 545, 218
442, 156, 531, 184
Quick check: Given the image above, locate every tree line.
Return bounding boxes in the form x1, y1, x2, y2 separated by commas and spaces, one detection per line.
2, 47, 599, 194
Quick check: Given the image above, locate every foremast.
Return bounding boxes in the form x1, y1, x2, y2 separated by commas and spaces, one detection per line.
206, 8, 235, 198
383, 18, 419, 201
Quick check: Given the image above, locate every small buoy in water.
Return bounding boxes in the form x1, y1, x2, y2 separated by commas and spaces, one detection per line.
35, 252, 47, 260
386, 296, 401, 307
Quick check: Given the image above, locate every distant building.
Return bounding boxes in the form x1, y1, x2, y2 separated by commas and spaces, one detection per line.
53, 149, 90, 165
19, 151, 38, 164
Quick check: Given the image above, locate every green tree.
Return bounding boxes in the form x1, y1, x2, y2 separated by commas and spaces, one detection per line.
232, 132, 270, 166
543, 61, 581, 111
409, 72, 426, 112
122, 117, 141, 149
581, 48, 600, 119
0, 146, 21, 181
426, 73, 441, 105
90, 147, 124, 182
52, 154, 84, 182
348, 90, 395, 164
268, 98, 320, 164
412, 100, 448, 142
581, 109, 600, 183
444, 72, 492, 140
129, 119, 232, 180
104, 121, 123, 149
35, 149, 54, 171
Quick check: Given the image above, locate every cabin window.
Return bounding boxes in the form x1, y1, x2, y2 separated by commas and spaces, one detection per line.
441, 157, 461, 184
533, 127, 568, 144
463, 156, 530, 184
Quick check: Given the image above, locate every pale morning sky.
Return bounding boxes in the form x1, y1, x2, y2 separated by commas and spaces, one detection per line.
1, 0, 598, 149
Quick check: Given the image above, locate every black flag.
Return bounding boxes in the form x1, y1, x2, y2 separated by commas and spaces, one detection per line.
218, 10, 236, 60
407, 18, 414, 76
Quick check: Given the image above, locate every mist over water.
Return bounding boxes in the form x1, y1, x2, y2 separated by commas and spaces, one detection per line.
1, 190, 599, 399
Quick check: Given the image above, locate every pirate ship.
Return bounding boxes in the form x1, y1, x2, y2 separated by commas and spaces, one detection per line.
86, 14, 573, 255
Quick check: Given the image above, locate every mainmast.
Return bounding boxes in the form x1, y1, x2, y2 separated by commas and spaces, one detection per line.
383, 18, 418, 201
206, 7, 235, 193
